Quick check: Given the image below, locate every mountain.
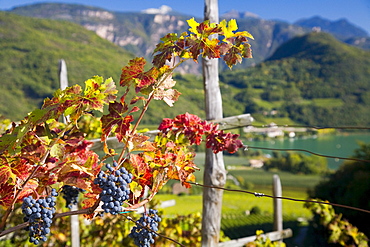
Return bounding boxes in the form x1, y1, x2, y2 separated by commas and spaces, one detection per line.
9, 3, 198, 74
0, 11, 242, 124
0, 11, 134, 120
10, 3, 369, 73
1, 8, 370, 127
220, 32, 370, 126
294, 16, 369, 39
267, 32, 370, 97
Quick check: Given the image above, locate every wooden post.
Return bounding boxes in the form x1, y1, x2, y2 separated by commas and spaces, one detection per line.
273, 174, 283, 240
58, 59, 68, 93
58, 59, 80, 247
201, 1, 225, 246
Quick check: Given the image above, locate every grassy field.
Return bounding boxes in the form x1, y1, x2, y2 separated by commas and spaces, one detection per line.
156, 183, 313, 218
312, 98, 344, 108
156, 166, 322, 219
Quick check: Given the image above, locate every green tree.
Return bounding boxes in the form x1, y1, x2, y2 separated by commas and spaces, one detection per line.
310, 142, 370, 235
265, 152, 327, 175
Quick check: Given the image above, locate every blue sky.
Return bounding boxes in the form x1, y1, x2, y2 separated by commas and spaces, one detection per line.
1, 0, 369, 34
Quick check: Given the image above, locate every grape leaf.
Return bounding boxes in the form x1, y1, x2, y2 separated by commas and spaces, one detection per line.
129, 180, 143, 199
203, 38, 221, 59
0, 164, 16, 185
219, 19, 254, 41
128, 134, 156, 152
120, 57, 146, 87
0, 179, 38, 207
153, 89, 179, 107
153, 74, 181, 106
223, 47, 243, 68
187, 18, 221, 38
83, 76, 118, 111
126, 154, 153, 188
17, 179, 38, 202
101, 101, 132, 147
120, 58, 159, 93
153, 33, 181, 68
206, 130, 244, 154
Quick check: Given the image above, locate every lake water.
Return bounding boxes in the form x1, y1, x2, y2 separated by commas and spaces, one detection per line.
248, 133, 370, 170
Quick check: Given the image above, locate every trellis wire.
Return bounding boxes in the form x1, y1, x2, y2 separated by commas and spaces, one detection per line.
188, 182, 370, 214
244, 145, 370, 163
252, 125, 370, 130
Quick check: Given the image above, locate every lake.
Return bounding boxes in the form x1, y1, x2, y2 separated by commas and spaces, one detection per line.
248, 132, 370, 170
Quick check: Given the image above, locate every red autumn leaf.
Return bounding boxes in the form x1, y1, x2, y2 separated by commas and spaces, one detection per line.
18, 179, 39, 201
62, 176, 93, 192
129, 106, 140, 114
186, 38, 204, 61
223, 47, 243, 68
152, 33, 181, 68
203, 38, 221, 59
196, 22, 222, 38
115, 115, 134, 142
120, 57, 146, 87
206, 130, 244, 154
101, 101, 129, 143
0, 179, 39, 208
135, 67, 159, 93
158, 118, 174, 132
127, 154, 153, 187
0, 164, 16, 186
81, 196, 99, 219
130, 96, 146, 105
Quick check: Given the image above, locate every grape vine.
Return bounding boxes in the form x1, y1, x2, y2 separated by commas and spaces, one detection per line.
0, 17, 254, 245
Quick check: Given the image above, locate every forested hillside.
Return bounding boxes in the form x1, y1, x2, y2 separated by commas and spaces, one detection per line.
220, 32, 370, 126
0, 11, 134, 120
0, 11, 240, 123
1, 11, 369, 127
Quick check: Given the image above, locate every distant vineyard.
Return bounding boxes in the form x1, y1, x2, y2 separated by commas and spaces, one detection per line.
221, 213, 300, 239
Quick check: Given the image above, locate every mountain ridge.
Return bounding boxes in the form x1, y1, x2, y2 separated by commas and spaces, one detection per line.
9, 3, 370, 73
294, 15, 368, 38
0, 9, 369, 126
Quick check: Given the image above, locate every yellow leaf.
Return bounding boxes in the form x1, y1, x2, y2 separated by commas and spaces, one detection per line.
187, 18, 200, 35
50, 143, 65, 159
220, 19, 238, 39
235, 31, 254, 40
228, 19, 238, 33
129, 181, 143, 198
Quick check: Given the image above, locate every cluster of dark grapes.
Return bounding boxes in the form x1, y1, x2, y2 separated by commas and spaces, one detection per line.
94, 163, 133, 215
21, 189, 58, 245
61, 185, 84, 209
129, 209, 161, 247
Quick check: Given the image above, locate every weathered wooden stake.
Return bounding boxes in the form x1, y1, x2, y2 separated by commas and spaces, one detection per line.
58, 59, 80, 247
201, 1, 225, 246
273, 174, 283, 241
58, 59, 68, 93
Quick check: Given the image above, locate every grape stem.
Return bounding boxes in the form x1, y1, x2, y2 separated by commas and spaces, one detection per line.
116, 58, 189, 167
